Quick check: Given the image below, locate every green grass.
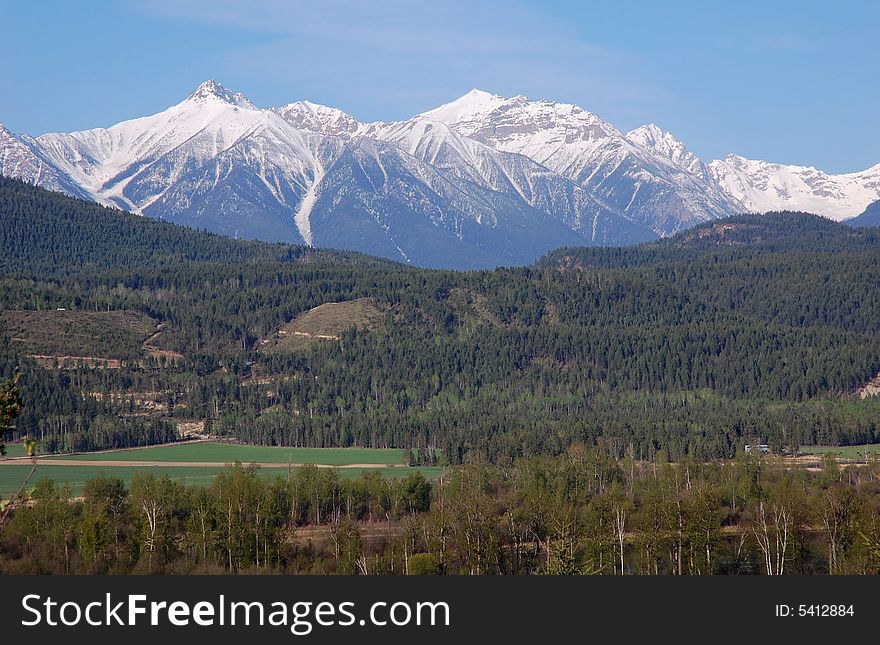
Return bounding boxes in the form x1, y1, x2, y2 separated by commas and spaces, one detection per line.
1, 443, 27, 459
0, 464, 445, 497
800, 444, 880, 459
0, 442, 442, 496
50, 442, 405, 465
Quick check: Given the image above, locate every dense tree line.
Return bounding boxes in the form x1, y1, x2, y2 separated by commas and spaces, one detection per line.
0, 342, 177, 452
1, 177, 880, 461
2, 453, 879, 575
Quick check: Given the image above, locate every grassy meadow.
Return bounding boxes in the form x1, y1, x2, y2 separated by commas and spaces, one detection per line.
0, 441, 442, 496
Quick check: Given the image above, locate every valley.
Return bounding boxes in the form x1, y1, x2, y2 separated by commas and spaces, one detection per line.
3, 179, 880, 463
1, 177, 880, 576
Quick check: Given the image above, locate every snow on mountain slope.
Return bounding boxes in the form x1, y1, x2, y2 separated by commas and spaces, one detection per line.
362, 117, 656, 245
421, 90, 740, 235
37, 81, 311, 210
707, 155, 880, 221
625, 124, 707, 179
34, 81, 334, 243
25, 81, 600, 265
273, 98, 649, 254
273, 98, 656, 245
137, 119, 346, 243
0, 123, 90, 199
420, 89, 617, 172
308, 136, 592, 268
3, 80, 878, 267
273, 101, 361, 138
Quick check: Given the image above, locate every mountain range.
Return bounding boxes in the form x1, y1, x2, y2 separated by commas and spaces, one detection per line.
2, 80, 878, 269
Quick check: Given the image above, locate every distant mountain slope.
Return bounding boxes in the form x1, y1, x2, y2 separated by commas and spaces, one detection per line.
845, 199, 880, 228
360, 118, 657, 246
0, 176, 306, 277
9, 82, 661, 269
707, 156, 880, 221
419, 90, 742, 235
542, 212, 880, 269
35, 81, 324, 244
0, 124, 91, 200
305, 139, 589, 269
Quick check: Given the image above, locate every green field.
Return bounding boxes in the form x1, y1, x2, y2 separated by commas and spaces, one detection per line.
0, 442, 441, 497
50, 441, 405, 465
0, 464, 445, 496
1, 443, 27, 459
800, 444, 880, 459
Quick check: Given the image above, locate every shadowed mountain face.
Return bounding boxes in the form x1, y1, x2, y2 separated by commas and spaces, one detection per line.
2, 81, 878, 268
845, 199, 880, 228
307, 138, 595, 268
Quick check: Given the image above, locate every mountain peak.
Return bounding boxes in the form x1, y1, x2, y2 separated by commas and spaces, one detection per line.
419, 88, 508, 124
273, 100, 361, 136
629, 123, 664, 137
626, 123, 680, 147
0, 122, 19, 139
422, 88, 613, 132
185, 80, 255, 109
462, 88, 496, 100
626, 123, 706, 177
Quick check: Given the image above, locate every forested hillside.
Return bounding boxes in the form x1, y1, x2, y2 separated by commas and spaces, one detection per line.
2, 177, 879, 460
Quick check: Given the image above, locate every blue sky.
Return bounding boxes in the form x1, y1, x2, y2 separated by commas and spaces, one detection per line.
2, 0, 877, 172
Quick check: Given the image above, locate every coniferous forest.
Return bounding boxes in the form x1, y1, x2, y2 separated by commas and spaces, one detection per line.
1, 177, 878, 462
2, 177, 880, 575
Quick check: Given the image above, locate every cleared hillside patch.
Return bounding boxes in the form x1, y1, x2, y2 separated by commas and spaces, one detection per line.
1, 309, 156, 360
260, 298, 381, 352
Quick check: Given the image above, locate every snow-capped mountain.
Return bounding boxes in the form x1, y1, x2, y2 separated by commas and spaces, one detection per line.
304, 136, 599, 268
420, 89, 619, 169
358, 118, 655, 245
2, 80, 878, 268
34, 81, 326, 243
0, 124, 90, 200
273, 101, 361, 138
625, 123, 708, 180
14, 81, 634, 267
707, 155, 880, 222
419, 90, 741, 235
4, 81, 659, 267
